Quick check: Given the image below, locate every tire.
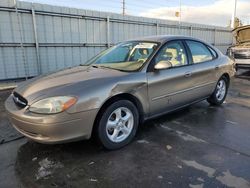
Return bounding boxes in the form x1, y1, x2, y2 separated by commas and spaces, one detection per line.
207, 76, 229, 106
96, 100, 139, 150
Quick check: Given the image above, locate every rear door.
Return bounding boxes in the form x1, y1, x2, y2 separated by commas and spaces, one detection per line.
184, 40, 219, 99
147, 40, 196, 116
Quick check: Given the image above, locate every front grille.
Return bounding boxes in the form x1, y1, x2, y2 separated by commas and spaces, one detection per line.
12, 92, 28, 108
234, 53, 250, 59
232, 48, 250, 59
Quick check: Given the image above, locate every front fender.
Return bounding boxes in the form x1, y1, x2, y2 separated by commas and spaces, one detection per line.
67, 73, 149, 116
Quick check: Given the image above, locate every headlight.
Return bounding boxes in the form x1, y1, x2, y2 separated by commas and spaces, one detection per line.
29, 96, 77, 114
227, 48, 234, 59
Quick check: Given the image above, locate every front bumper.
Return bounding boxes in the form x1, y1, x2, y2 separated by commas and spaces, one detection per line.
235, 59, 250, 69
5, 95, 98, 144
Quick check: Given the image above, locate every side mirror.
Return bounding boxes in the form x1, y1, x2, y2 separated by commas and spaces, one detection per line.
154, 60, 172, 70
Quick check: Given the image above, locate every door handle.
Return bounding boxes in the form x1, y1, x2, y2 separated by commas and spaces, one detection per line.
215, 65, 219, 70
184, 71, 192, 77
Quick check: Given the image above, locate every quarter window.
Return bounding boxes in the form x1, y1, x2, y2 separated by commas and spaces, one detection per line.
155, 41, 188, 68
208, 46, 218, 58
186, 40, 213, 64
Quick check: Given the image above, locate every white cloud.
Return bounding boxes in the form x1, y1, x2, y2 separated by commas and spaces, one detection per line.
140, 0, 250, 26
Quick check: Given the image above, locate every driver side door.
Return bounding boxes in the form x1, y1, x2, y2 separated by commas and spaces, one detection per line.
147, 40, 195, 116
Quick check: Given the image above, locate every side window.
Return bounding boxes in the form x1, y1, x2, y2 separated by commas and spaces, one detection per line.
186, 40, 213, 64
155, 41, 188, 67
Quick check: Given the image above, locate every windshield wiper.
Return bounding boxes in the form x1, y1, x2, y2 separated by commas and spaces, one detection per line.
79, 63, 88, 66
99, 65, 124, 71
90, 64, 131, 72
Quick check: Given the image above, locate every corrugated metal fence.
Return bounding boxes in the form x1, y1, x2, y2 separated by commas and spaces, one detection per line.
0, 0, 233, 80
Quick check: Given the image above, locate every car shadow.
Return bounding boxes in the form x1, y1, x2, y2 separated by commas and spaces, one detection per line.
235, 70, 250, 80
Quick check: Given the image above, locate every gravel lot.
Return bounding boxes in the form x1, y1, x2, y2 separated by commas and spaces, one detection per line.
0, 71, 250, 188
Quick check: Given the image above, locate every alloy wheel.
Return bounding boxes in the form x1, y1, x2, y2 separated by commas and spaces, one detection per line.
216, 80, 226, 101
106, 107, 134, 143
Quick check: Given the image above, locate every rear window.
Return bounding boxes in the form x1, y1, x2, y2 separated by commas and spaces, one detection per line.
186, 40, 213, 64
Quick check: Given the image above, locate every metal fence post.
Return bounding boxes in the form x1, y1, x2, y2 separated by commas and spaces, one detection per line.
156, 22, 159, 35
14, 0, 28, 79
214, 28, 216, 46
32, 6, 41, 74
107, 16, 110, 48
190, 25, 193, 36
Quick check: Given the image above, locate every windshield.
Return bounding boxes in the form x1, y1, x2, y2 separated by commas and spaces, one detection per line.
237, 29, 250, 43
86, 41, 158, 71
234, 27, 250, 44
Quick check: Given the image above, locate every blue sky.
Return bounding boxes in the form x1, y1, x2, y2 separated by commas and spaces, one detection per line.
21, 0, 219, 14
20, 0, 250, 26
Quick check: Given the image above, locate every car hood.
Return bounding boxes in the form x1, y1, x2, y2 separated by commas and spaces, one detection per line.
14, 66, 128, 100
233, 25, 250, 44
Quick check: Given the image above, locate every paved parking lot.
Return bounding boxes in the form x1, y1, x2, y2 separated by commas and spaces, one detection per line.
0, 71, 250, 188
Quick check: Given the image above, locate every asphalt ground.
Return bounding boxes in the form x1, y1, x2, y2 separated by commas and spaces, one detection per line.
0, 70, 250, 188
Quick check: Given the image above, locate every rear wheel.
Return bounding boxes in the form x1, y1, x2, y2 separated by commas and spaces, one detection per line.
207, 76, 229, 105
96, 100, 139, 150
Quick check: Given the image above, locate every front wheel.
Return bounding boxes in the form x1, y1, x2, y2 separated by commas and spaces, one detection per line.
96, 100, 139, 150
207, 76, 229, 105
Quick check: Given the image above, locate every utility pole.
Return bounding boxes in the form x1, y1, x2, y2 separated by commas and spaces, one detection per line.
179, 0, 182, 34
122, 0, 125, 15
231, 0, 237, 28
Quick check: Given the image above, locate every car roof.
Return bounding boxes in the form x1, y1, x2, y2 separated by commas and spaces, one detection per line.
127, 35, 222, 57
128, 35, 203, 43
